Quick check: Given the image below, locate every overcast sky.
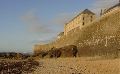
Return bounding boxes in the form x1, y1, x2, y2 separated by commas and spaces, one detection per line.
0, 0, 118, 53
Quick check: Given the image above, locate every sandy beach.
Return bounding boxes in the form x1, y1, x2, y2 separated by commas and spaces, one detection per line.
32, 58, 120, 74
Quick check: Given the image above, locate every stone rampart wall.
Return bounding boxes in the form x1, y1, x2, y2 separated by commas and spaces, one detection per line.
34, 9, 120, 56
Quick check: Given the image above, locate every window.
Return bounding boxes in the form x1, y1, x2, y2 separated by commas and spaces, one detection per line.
83, 17, 84, 20
91, 16, 93, 22
91, 19, 92, 22
82, 22, 84, 26
91, 16, 93, 18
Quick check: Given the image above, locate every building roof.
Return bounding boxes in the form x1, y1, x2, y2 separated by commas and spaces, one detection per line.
104, 3, 120, 14
65, 9, 95, 25
81, 9, 95, 15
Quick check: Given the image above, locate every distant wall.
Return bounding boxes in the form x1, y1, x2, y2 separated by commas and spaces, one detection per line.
34, 8, 120, 57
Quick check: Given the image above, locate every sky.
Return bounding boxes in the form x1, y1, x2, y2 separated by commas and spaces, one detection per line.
0, 0, 118, 53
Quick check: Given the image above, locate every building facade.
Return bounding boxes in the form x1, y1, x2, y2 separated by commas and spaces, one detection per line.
64, 9, 96, 35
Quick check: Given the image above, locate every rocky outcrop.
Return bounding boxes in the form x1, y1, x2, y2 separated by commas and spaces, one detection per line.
0, 59, 39, 74
37, 45, 78, 58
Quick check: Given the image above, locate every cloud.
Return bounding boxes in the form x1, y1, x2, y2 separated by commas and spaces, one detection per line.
51, 12, 79, 26
31, 36, 57, 44
91, 0, 118, 15
21, 10, 72, 44
21, 10, 54, 34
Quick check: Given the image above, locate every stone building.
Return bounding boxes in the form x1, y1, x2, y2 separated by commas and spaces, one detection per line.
64, 9, 96, 35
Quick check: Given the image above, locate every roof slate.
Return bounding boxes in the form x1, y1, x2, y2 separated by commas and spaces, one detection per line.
81, 9, 95, 15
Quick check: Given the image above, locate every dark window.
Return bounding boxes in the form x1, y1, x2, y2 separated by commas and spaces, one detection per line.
83, 17, 84, 20
91, 16, 93, 18
82, 22, 84, 26
91, 19, 92, 22
91, 16, 93, 22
